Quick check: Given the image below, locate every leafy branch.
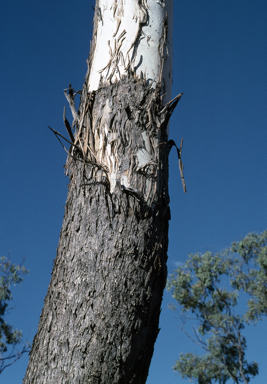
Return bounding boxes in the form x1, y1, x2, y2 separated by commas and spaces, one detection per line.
167, 230, 267, 383
0, 256, 31, 374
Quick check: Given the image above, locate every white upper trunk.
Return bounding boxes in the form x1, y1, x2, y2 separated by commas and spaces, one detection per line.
88, 0, 173, 102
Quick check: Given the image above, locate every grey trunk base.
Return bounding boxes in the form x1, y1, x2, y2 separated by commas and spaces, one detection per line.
23, 75, 177, 383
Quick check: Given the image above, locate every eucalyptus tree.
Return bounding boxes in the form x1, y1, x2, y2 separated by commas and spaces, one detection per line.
0, 256, 30, 374
168, 230, 267, 384
24, 1, 183, 383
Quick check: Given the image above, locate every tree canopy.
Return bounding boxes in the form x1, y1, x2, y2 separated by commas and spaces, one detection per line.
168, 230, 267, 384
0, 256, 30, 374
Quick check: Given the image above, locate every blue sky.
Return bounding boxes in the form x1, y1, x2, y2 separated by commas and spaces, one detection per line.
1, 0, 266, 383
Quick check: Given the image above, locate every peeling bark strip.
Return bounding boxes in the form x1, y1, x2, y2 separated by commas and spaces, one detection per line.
66, 74, 178, 199
24, 1, 180, 383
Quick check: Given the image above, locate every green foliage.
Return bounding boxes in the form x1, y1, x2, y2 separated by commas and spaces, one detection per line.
167, 230, 267, 384
0, 256, 30, 374
230, 231, 267, 322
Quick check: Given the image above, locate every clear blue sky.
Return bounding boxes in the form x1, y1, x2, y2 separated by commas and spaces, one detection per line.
1, 1, 266, 383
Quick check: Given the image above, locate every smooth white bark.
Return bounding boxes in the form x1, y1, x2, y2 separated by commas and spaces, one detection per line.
88, 0, 173, 102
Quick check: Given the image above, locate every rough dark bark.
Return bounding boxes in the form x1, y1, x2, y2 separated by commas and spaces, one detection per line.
24, 0, 180, 378
23, 71, 180, 383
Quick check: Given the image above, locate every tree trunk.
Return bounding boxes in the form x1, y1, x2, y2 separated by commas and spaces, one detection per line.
24, 1, 180, 383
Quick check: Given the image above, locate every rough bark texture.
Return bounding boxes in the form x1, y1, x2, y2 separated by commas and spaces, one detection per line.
23, 0, 180, 382
24, 72, 179, 384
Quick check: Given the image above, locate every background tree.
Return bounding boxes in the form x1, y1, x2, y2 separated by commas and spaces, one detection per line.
23, 1, 184, 383
0, 256, 30, 374
168, 230, 267, 384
